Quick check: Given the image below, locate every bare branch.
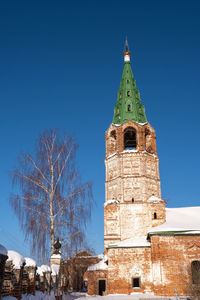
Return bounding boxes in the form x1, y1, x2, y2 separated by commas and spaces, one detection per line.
10, 129, 93, 259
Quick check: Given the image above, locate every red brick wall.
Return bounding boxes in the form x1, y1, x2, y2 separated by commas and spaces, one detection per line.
106, 247, 152, 294
84, 270, 107, 295
151, 235, 200, 296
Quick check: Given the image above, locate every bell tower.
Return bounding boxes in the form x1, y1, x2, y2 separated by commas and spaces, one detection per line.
104, 41, 165, 247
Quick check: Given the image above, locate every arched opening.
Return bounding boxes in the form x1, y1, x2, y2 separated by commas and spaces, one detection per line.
154, 212, 157, 219
110, 130, 117, 152
110, 130, 116, 140
191, 261, 200, 284
124, 127, 137, 149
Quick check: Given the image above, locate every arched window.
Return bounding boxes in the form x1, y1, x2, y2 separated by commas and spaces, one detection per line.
191, 261, 200, 284
154, 212, 157, 219
110, 130, 117, 152
124, 128, 137, 149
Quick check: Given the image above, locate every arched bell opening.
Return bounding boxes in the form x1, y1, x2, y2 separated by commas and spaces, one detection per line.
124, 127, 137, 149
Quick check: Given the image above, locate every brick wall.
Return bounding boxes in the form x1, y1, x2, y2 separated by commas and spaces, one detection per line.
106, 247, 152, 294
151, 235, 200, 296
84, 270, 108, 295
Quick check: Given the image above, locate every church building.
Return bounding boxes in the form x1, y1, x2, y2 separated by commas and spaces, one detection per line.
84, 42, 200, 296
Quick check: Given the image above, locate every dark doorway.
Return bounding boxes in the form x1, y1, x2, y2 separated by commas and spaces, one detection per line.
98, 279, 106, 296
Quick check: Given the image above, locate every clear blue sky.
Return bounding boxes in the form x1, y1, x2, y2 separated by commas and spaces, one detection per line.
0, 0, 200, 261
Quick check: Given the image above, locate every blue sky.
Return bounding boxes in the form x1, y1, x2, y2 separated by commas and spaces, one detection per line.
0, 0, 200, 261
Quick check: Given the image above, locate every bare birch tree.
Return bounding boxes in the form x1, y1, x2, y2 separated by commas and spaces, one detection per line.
10, 129, 93, 258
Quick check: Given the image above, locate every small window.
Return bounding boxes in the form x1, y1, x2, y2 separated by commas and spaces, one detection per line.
139, 107, 142, 113
127, 79, 130, 84
128, 104, 131, 112
120, 93, 122, 98
132, 277, 140, 289
154, 212, 157, 219
132, 198, 134, 203
117, 108, 119, 114
127, 91, 130, 97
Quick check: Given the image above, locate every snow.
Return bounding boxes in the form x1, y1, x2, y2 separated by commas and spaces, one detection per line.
107, 237, 151, 248
41, 264, 51, 272
25, 257, 37, 267
122, 149, 138, 153
62, 292, 178, 300
2, 291, 179, 300
21, 291, 55, 300
87, 255, 108, 271
51, 264, 60, 275
104, 199, 119, 207
37, 265, 51, 275
7, 250, 25, 269
149, 206, 200, 234
0, 244, 7, 256
138, 122, 147, 126
36, 266, 43, 276
51, 254, 61, 259
147, 196, 163, 203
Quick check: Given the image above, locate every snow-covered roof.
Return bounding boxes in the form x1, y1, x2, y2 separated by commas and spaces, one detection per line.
104, 199, 119, 207
87, 255, 108, 271
37, 264, 51, 275
0, 244, 7, 256
24, 257, 37, 267
107, 236, 151, 249
7, 250, 25, 269
148, 207, 200, 235
147, 196, 163, 203
51, 264, 60, 275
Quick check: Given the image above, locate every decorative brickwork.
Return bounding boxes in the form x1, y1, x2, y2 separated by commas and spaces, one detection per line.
104, 120, 164, 246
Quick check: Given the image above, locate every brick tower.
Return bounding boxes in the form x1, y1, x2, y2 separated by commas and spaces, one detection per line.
104, 40, 165, 247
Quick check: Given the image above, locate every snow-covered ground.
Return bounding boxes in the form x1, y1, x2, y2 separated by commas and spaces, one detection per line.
2, 292, 182, 300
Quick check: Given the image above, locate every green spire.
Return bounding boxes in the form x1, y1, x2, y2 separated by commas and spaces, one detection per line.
112, 42, 147, 125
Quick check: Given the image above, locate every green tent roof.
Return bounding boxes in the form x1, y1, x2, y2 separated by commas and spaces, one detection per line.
112, 50, 147, 125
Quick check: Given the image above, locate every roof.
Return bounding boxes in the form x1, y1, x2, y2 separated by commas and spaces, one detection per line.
148, 206, 200, 235
112, 48, 147, 125
107, 236, 151, 249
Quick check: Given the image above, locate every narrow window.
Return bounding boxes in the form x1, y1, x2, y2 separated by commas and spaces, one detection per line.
154, 212, 157, 219
132, 277, 140, 289
128, 104, 131, 112
132, 198, 134, 203
124, 127, 137, 149
117, 108, 119, 114
191, 261, 200, 284
120, 93, 122, 98
127, 91, 130, 97
127, 79, 130, 83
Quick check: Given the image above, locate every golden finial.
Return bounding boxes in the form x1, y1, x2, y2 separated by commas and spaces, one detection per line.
123, 37, 131, 61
